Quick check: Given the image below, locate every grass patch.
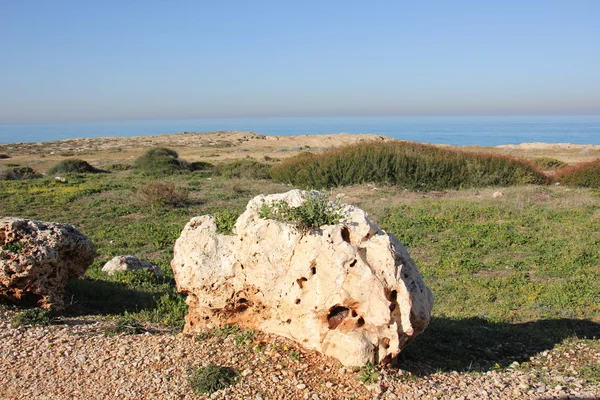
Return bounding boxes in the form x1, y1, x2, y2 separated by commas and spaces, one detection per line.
189, 365, 239, 395
533, 157, 565, 170
358, 361, 379, 385
213, 209, 240, 234
0, 166, 41, 180
557, 159, 600, 187
271, 141, 547, 190
48, 159, 102, 174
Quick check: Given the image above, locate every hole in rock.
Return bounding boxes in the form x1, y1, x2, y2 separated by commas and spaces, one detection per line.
351, 310, 357, 317
295, 299, 301, 304
389, 303, 396, 312
327, 305, 349, 329
389, 290, 397, 302
357, 317, 365, 327
341, 227, 351, 243
404, 273, 409, 279
234, 304, 248, 313
311, 266, 316, 275
296, 277, 308, 288
238, 298, 248, 304
382, 337, 390, 349
286, 319, 291, 324
349, 259, 357, 268
240, 264, 244, 270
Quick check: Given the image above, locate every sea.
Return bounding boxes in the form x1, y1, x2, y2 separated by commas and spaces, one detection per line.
1, 115, 599, 147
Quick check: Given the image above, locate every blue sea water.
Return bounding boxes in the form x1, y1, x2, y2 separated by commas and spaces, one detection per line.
1, 115, 599, 146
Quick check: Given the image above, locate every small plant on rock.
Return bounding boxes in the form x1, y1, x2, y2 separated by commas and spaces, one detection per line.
189, 365, 239, 395
213, 209, 240, 235
259, 192, 343, 231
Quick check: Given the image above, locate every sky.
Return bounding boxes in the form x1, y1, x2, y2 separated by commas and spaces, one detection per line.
1, 0, 599, 122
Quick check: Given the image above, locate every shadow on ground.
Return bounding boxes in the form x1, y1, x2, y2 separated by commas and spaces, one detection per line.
64, 278, 161, 316
398, 317, 600, 374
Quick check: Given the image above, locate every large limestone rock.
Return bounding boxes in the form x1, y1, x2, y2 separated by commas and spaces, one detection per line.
0, 218, 96, 309
171, 190, 433, 367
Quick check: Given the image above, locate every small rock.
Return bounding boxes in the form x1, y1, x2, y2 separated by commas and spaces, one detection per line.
492, 191, 504, 198
296, 383, 306, 389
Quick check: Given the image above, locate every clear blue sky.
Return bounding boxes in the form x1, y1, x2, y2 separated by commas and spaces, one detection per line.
1, 0, 599, 122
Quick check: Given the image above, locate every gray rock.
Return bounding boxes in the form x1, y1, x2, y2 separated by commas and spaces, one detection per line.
102, 255, 162, 277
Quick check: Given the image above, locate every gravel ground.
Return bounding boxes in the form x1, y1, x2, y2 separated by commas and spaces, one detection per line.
1, 309, 598, 400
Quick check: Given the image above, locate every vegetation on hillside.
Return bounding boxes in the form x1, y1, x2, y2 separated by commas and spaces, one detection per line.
48, 159, 103, 174
556, 159, 600, 188
271, 142, 548, 190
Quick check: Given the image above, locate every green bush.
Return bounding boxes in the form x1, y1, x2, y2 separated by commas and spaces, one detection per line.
132, 147, 186, 175
106, 163, 131, 171
189, 365, 239, 395
557, 159, 600, 187
533, 157, 565, 170
188, 161, 214, 171
217, 159, 271, 179
137, 180, 189, 207
47, 159, 101, 174
271, 142, 548, 190
259, 192, 343, 231
0, 166, 41, 180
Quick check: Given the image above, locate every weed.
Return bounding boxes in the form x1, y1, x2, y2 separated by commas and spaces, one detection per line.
214, 324, 241, 338
0, 153, 10, 159
234, 329, 256, 346
105, 313, 147, 335
0, 166, 41, 180
213, 209, 240, 234
137, 180, 188, 207
2, 240, 24, 253
358, 361, 379, 385
48, 159, 102, 174
288, 350, 301, 361
106, 163, 130, 171
189, 365, 239, 395
259, 192, 344, 231
10, 308, 54, 327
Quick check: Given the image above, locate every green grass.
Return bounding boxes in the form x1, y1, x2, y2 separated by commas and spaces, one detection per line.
10, 308, 55, 327
271, 141, 548, 190
0, 169, 285, 328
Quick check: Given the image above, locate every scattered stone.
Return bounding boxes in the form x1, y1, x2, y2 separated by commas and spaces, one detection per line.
55, 176, 67, 183
171, 190, 433, 367
492, 191, 504, 198
0, 217, 96, 309
102, 255, 162, 277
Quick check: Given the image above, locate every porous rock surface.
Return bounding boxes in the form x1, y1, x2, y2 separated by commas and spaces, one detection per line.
171, 190, 433, 367
102, 255, 162, 276
0, 217, 96, 309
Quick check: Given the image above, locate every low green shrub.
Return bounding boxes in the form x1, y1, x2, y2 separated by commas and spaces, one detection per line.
271, 142, 548, 190
189, 365, 239, 395
358, 361, 379, 385
10, 308, 54, 327
0, 166, 41, 180
213, 209, 240, 234
105, 313, 147, 335
106, 163, 131, 171
137, 180, 189, 207
259, 192, 343, 231
188, 161, 214, 171
533, 157, 565, 170
132, 147, 186, 175
556, 159, 600, 188
217, 159, 271, 179
47, 159, 101, 174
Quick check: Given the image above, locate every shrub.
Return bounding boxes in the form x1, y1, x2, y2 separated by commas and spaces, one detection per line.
132, 147, 185, 175
0, 153, 10, 159
217, 159, 272, 179
556, 159, 600, 188
10, 308, 54, 327
0, 166, 41, 180
213, 209, 240, 234
533, 157, 565, 170
189, 365, 239, 395
358, 361, 379, 385
47, 159, 101, 174
259, 192, 343, 231
188, 161, 214, 171
105, 313, 147, 335
271, 142, 548, 190
137, 181, 189, 207
106, 163, 131, 171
